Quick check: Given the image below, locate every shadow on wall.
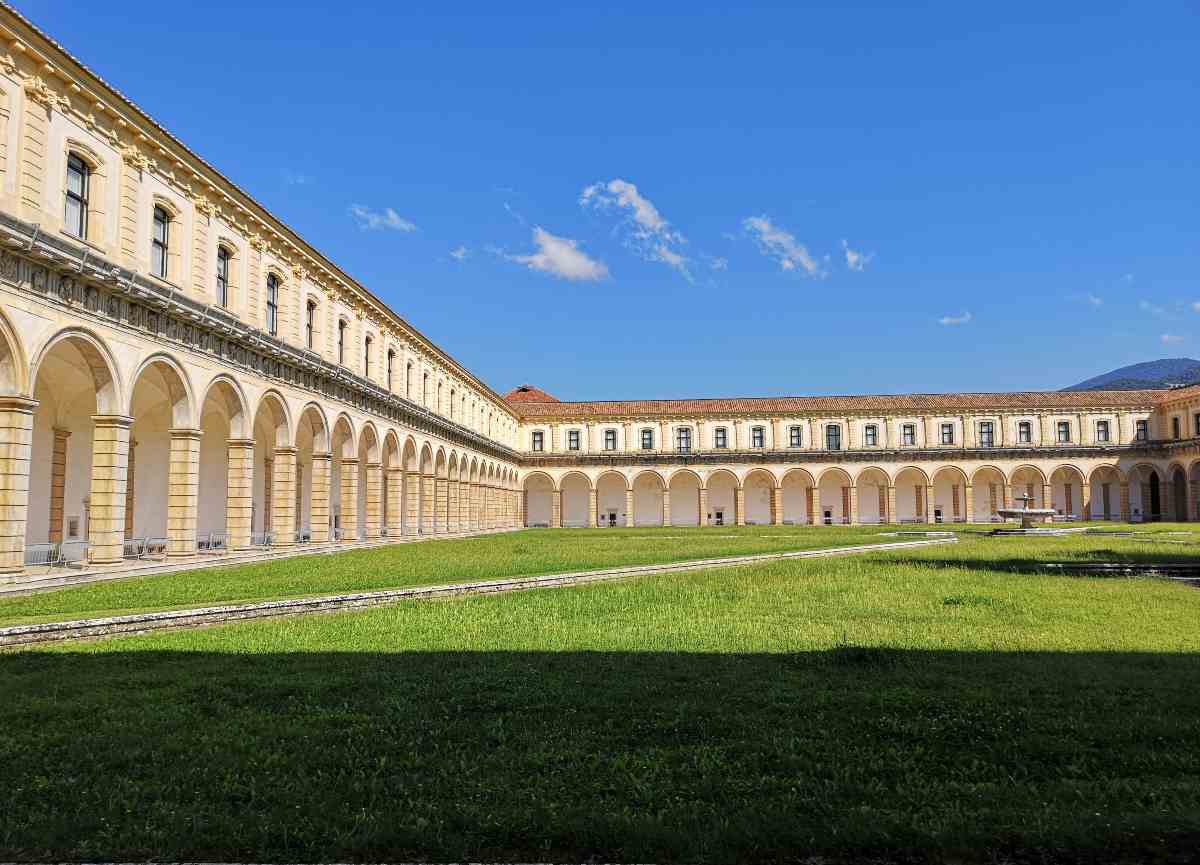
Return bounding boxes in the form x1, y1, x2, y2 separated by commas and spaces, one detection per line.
2, 648, 1200, 862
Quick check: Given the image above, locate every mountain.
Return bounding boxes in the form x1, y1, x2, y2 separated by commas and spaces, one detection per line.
1063, 358, 1200, 391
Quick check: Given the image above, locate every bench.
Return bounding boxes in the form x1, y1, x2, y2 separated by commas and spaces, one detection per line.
23, 542, 64, 569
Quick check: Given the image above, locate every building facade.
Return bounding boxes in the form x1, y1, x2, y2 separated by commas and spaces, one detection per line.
0, 5, 1198, 582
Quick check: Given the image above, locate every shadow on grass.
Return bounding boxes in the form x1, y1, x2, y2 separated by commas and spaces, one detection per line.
2, 647, 1199, 863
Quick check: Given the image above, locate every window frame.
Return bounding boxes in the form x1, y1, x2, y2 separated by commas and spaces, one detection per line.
677, 427, 692, 453
1136, 419, 1148, 441
603, 428, 617, 451
979, 421, 995, 448
825, 424, 842, 451
640, 428, 654, 450
387, 349, 395, 391
901, 423, 916, 446
567, 429, 581, 451
864, 424, 877, 447
1172, 416, 1181, 440
151, 205, 170, 279
751, 425, 765, 448
531, 430, 544, 452
714, 426, 728, 449
216, 246, 232, 308
1096, 419, 1110, 443
364, 335, 373, 378
789, 425, 802, 448
1056, 420, 1071, 443
305, 300, 316, 349
337, 319, 348, 365
940, 422, 955, 445
65, 152, 89, 239
264, 272, 280, 336
1017, 420, 1032, 444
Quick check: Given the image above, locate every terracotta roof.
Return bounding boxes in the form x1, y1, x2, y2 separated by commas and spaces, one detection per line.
1154, 383, 1200, 405
506, 388, 1167, 418
503, 385, 561, 403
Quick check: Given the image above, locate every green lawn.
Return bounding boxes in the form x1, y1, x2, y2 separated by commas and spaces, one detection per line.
0, 525, 894, 627
2, 527, 1200, 862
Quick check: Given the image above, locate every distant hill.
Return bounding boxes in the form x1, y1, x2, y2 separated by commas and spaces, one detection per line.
1063, 358, 1200, 391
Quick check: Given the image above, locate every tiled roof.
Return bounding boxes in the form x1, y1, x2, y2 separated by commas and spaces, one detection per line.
507, 388, 1167, 418
503, 385, 561, 403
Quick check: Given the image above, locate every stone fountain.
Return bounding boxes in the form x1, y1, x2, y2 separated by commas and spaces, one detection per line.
995, 494, 1057, 529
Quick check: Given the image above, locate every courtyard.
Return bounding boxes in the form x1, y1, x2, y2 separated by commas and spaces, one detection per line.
2, 524, 1199, 862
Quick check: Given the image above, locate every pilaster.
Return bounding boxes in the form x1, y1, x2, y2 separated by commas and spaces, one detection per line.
0, 397, 36, 574
420, 472, 434, 534
735, 488, 746, 526
226, 439, 254, 549
404, 470, 420, 535
363, 461, 382, 540
271, 446, 297, 547
386, 467, 404, 537
340, 457, 359, 541
87, 415, 132, 565
310, 452, 331, 543
551, 489, 562, 528
167, 428, 201, 557
772, 486, 783, 525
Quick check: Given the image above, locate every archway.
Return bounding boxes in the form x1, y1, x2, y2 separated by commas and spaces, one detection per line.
330, 414, 356, 540
1127, 464, 1161, 522
560, 472, 591, 527
418, 445, 434, 533
356, 423, 381, 539
1088, 465, 1122, 521
931, 466, 967, 524
434, 449, 448, 533
250, 392, 292, 546
523, 472, 554, 527
1009, 465, 1048, 510
632, 471, 665, 526
198, 377, 250, 548
892, 466, 929, 523
0, 311, 29, 572
781, 468, 814, 525
743, 469, 777, 525
706, 469, 738, 526
294, 403, 330, 543
1050, 465, 1086, 520
667, 470, 701, 527
1170, 465, 1187, 522
971, 466, 1007, 523
817, 468, 852, 524
382, 431, 401, 537
855, 467, 889, 524
596, 471, 627, 527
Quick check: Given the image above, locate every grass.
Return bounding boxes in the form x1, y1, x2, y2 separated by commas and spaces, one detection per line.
0, 524, 895, 627
2, 526, 1200, 862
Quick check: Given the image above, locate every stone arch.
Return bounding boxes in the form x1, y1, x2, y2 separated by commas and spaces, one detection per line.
249, 390, 293, 538
632, 469, 666, 527
595, 470, 628, 527
1087, 464, 1123, 521
817, 467, 853, 525
743, 468, 777, 525
892, 466, 930, 523
330, 413, 356, 460
129, 353, 196, 429
1127, 462, 1163, 522
971, 464, 1008, 522
0, 305, 29, 396
1166, 462, 1188, 522
706, 468, 739, 526
402, 436, 419, 472
196, 375, 252, 540
31, 326, 123, 415
1049, 464, 1087, 519
295, 402, 330, 453
930, 466, 969, 524
202, 375, 251, 440
355, 423, 382, 538
781, 467, 815, 525
855, 466, 890, 524
560, 470, 592, 527
668, 468, 702, 527
1010, 464, 1049, 510
522, 470, 554, 527
358, 421, 381, 464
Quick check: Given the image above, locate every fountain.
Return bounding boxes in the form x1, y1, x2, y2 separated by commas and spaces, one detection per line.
990, 493, 1084, 536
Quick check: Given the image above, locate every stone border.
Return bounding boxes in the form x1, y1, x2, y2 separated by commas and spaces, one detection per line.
0, 536, 956, 647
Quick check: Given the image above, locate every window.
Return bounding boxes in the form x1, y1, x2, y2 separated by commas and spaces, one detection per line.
65, 153, 89, 239
640, 428, 654, 449
1096, 420, 1110, 443
714, 427, 728, 449
1057, 421, 1071, 443
751, 426, 765, 448
826, 425, 842, 451
1017, 421, 1032, 443
1195, 413, 1200, 437
387, 350, 395, 391
789, 425, 802, 448
305, 300, 316, 348
216, 246, 231, 308
979, 421, 995, 448
940, 423, 954, 445
364, 335, 372, 377
864, 424, 877, 447
151, 205, 169, 278
337, 320, 347, 364
567, 429, 581, 451
604, 428, 617, 451
531, 431, 544, 452
677, 427, 692, 452
1136, 419, 1148, 441
902, 423, 916, 446
265, 273, 279, 336
1172, 416, 1181, 439
423, 373, 429, 405
406, 362, 413, 398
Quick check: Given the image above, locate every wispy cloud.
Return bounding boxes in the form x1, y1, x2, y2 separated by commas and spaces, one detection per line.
1139, 299, 1168, 318
284, 170, 312, 186
1161, 333, 1185, 344
841, 238, 873, 272
449, 245, 470, 262
348, 204, 417, 232
705, 255, 729, 271
1085, 293, 1103, 307
503, 227, 609, 282
938, 311, 973, 326
742, 215, 823, 276
1190, 300, 1200, 313
581, 179, 692, 280
503, 202, 527, 226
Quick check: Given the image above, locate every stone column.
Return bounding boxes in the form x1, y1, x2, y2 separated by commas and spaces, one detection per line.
964, 484, 974, 524
386, 467, 404, 538
225, 439, 254, 549
0, 397, 36, 574
271, 446, 297, 547
310, 452, 331, 544
735, 488, 746, 526
551, 489, 562, 528
435, 476, 448, 533
926, 485, 936, 523
447, 479, 459, 533
809, 487, 819, 525
340, 457, 359, 541
363, 461, 382, 540
1080, 481, 1092, 522
699, 487, 709, 526
167, 428, 201, 557
589, 488, 598, 527
516, 486, 524, 529
1042, 484, 1053, 514
420, 472, 435, 533
404, 470, 420, 535
1119, 481, 1131, 522
886, 486, 898, 525
662, 489, 671, 527
1190, 479, 1200, 521
848, 486, 859, 525
49, 426, 70, 543
772, 486, 783, 525
624, 487, 634, 527
88, 415, 133, 565
1002, 484, 1013, 510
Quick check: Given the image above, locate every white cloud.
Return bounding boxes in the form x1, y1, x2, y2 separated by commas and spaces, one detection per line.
449, 245, 470, 262
506, 227, 609, 282
1086, 293, 1103, 307
1190, 300, 1200, 312
1140, 299, 1168, 317
284, 170, 312, 186
1161, 333, 1185, 344
841, 239, 873, 272
938, 311, 973, 326
581, 178, 691, 280
348, 204, 417, 232
742, 215, 823, 277
706, 255, 729, 271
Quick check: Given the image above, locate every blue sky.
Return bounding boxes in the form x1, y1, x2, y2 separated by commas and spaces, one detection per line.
22, 1, 1198, 399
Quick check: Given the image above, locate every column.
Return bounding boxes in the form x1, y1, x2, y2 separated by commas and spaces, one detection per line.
420, 471, 435, 534
386, 467, 404, 538
123, 437, 136, 538
517, 487, 525, 529
310, 452, 331, 543
698, 487, 709, 526
271, 446, 297, 547
1080, 481, 1092, 522
964, 484, 974, 524
49, 426, 70, 543
225, 439, 254, 549
589, 488, 598, 527
847, 486, 859, 525
926, 485, 936, 523
551, 489, 562, 528
1190, 479, 1200, 521
1042, 483, 1053, 513
447, 479, 459, 533
662, 489, 671, 527
771, 486, 783, 525
809, 487, 819, 525
1119, 481, 1131, 522
404, 470, 420, 535
340, 457, 359, 541
0, 397, 35, 574
886, 485, 898, 525
436, 476, 449, 533
624, 487, 634, 527
88, 415, 132, 565
167, 428, 201, 557
735, 487, 746, 526
363, 461, 382, 540
1003, 484, 1013, 510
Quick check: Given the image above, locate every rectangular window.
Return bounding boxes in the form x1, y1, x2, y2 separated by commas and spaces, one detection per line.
338, 321, 346, 364
826, 425, 841, 451
640, 428, 654, 450
1096, 420, 1110, 443
65, 153, 88, 239
902, 423, 916, 446
1194, 413, 1200, 436
531, 431, 544, 452
1057, 421, 1071, 443
979, 421, 995, 448
604, 429, 617, 451
216, 247, 231, 308
864, 424, 877, 446
151, 206, 169, 279
940, 422, 954, 445
265, 274, 279, 336
567, 429, 580, 450
714, 427, 728, 449
305, 302, 315, 348
1172, 417, 1181, 439
1017, 421, 1032, 443
789, 425, 802, 447
1136, 419, 1148, 441
387, 351, 394, 391
677, 427, 692, 452
751, 426, 765, 448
